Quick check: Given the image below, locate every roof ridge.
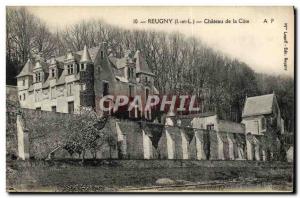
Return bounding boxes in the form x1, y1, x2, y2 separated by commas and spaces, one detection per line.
247, 93, 274, 99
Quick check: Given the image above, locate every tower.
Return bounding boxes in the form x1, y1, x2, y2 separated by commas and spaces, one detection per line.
79, 45, 95, 108
134, 50, 155, 119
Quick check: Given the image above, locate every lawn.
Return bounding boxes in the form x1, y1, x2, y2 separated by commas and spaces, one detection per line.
7, 159, 293, 192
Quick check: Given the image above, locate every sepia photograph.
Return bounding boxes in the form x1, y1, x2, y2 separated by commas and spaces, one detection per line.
5, 6, 295, 192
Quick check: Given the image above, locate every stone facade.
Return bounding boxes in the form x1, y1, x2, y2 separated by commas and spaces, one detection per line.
16, 44, 158, 119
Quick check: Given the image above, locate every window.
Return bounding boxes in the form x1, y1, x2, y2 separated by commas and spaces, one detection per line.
145, 77, 148, 83
100, 51, 104, 59
145, 88, 149, 101
67, 64, 74, 75
51, 106, 56, 112
103, 82, 109, 96
22, 79, 25, 86
51, 68, 55, 78
67, 83, 73, 96
80, 63, 85, 71
68, 101, 74, 114
127, 68, 134, 79
19, 95, 22, 101
127, 68, 131, 78
207, 124, 214, 130
261, 117, 266, 130
36, 107, 41, 111
129, 85, 134, 97
35, 72, 41, 82
23, 93, 25, 100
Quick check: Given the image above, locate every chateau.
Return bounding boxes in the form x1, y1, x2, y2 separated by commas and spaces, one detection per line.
14, 44, 287, 162
16, 43, 158, 119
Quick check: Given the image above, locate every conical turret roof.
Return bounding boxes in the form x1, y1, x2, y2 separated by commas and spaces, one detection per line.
16, 58, 34, 77
80, 45, 92, 63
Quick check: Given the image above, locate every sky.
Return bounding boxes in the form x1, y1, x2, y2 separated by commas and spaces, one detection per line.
26, 6, 294, 77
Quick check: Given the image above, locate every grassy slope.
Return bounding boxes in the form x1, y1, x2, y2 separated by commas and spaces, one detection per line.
7, 160, 293, 192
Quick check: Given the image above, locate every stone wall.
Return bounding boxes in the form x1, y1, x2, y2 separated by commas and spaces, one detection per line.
16, 108, 118, 160
14, 108, 249, 161
6, 100, 19, 158
118, 120, 144, 159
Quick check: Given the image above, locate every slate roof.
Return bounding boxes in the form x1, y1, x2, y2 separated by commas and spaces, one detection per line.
242, 94, 275, 118
16, 46, 157, 91
53, 68, 65, 86
42, 78, 50, 89
17, 46, 100, 86
134, 50, 154, 75
54, 46, 100, 63
218, 120, 245, 134
17, 59, 34, 77
80, 45, 92, 63
108, 50, 155, 82
108, 57, 127, 69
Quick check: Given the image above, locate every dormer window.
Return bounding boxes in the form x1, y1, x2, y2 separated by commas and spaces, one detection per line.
51, 68, 55, 78
127, 68, 134, 79
35, 72, 41, 82
67, 64, 74, 75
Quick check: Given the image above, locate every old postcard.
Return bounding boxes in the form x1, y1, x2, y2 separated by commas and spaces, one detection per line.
6, 6, 295, 192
